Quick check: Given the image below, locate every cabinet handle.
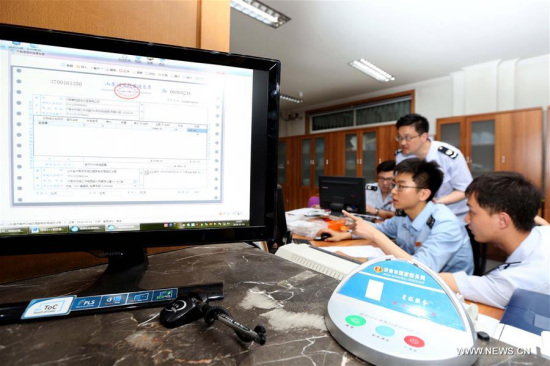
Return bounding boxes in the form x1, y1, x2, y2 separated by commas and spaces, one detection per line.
379, 158, 382, 164
359, 158, 362, 164
501, 155, 506, 164
326, 159, 329, 165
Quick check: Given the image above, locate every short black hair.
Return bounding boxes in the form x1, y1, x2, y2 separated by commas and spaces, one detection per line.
377, 160, 396, 174
394, 158, 443, 202
465, 172, 542, 232
396, 113, 430, 135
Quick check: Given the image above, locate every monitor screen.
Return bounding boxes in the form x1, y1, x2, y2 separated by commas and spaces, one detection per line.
318, 176, 366, 216
0, 23, 280, 257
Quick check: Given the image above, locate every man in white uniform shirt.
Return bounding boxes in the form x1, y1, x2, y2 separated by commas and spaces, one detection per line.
439, 172, 550, 309
365, 160, 395, 220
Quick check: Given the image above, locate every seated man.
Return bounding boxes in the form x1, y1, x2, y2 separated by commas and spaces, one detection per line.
365, 160, 395, 219
439, 172, 550, 309
319, 158, 473, 274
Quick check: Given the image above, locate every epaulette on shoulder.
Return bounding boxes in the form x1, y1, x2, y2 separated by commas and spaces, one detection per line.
394, 148, 402, 156
437, 145, 459, 159
395, 209, 406, 217
366, 184, 378, 192
426, 215, 436, 229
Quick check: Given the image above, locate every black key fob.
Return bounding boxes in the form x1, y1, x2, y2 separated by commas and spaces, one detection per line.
159, 294, 203, 328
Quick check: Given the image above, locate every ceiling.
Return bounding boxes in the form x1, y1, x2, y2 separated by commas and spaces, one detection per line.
230, 0, 550, 111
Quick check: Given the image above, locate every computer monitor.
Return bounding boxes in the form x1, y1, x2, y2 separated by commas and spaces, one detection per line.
267, 185, 292, 252
0, 23, 280, 296
318, 176, 366, 216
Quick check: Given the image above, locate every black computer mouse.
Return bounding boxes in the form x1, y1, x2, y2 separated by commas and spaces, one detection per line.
314, 232, 332, 241
159, 294, 204, 328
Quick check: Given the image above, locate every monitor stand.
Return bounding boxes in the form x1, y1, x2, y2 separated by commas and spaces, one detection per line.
79, 247, 223, 300
329, 202, 345, 217
80, 247, 149, 296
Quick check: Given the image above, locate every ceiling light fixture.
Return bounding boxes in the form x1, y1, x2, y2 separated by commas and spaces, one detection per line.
349, 59, 395, 82
230, 0, 291, 28
280, 94, 303, 103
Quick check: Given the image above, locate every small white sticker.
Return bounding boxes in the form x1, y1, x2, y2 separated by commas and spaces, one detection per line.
365, 279, 384, 301
22, 296, 75, 319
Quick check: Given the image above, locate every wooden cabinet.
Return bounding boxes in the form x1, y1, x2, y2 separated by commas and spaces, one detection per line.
279, 125, 397, 210
277, 138, 296, 211
495, 109, 543, 186
294, 134, 332, 209
467, 114, 497, 178
436, 117, 467, 153
332, 125, 397, 180
437, 108, 543, 187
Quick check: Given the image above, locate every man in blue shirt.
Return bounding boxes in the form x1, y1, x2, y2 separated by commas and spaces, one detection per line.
393, 114, 486, 275
365, 160, 395, 220
320, 159, 473, 274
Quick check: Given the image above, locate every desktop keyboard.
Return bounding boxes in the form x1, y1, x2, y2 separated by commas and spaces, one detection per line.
275, 244, 359, 280
291, 238, 311, 245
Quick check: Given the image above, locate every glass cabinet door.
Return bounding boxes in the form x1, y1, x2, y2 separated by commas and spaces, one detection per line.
362, 132, 377, 182
278, 141, 286, 185
314, 137, 325, 188
440, 123, 461, 149
470, 120, 495, 178
344, 133, 358, 176
300, 139, 311, 186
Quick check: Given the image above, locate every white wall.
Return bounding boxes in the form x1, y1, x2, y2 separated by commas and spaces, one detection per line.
515, 54, 550, 109
280, 54, 550, 137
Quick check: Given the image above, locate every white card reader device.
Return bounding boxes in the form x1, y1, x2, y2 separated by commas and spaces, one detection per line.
326, 256, 478, 365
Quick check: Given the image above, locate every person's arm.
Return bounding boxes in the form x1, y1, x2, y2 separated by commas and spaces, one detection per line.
438, 272, 459, 292
535, 215, 550, 226
343, 211, 411, 260
366, 205, 394, 219
377, 208, 395, 219
439, 271, 514, 309
314, 227, 352, 242
437, 152, 471, 205
434, 190, 465, 205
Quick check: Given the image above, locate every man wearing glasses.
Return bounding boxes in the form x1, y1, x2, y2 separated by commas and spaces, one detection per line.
319, 159, 474, 275
365, 160, 396, 220
438, 172, 550, 309
394, 113, 472, 223
393, 114, 484, 274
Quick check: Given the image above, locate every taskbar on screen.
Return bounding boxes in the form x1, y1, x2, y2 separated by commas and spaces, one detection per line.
0, 220, 249, 236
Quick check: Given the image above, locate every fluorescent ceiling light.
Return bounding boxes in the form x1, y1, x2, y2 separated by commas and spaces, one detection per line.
280, 94, 303, 103
349, 59, 395, 82
231, 0, 291, 28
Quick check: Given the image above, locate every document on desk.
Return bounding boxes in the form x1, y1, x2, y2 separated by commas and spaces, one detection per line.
320, 245, 385, 260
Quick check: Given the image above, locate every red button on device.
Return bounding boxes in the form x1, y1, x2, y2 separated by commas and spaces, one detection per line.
404, 335, 425, 348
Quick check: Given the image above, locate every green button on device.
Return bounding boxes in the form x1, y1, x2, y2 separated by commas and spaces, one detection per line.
345, 315, 366, 326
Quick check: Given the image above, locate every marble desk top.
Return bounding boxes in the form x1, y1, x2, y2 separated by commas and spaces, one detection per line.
0, 243, 546, 365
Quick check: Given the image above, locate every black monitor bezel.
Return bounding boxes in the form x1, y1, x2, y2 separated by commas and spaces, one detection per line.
0, 23, 280, 255
318, 176, 367, 215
